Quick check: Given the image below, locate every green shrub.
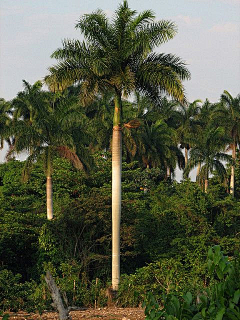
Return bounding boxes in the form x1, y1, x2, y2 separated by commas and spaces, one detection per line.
143, 246, 240, 320
117, 258, 193, 307
0, 269, 37, 312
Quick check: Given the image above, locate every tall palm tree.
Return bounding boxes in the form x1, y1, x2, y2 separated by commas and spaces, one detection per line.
184, 126, 231, 192
45, 0, 191, 290
11, 89, 90, 220
218, 91, 240, 196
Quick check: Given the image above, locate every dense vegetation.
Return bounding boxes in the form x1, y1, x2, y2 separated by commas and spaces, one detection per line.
0, 153, 239, 314
0, 1, 239, 319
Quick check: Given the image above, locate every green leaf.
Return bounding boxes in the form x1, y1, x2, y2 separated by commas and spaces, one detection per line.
225, 312, 239, 320
201, 307, 206, 317
215, 307, 225, 320
233, 289, 240, 304
183, 291, 192, 306
199, 294, 208, 306
213, 253, 221, 265
150, 309, 156, 318
192, 313, 204, 320
166, 316, 178, 320
208, 260, 215, 274
216, 268, 224, 280
219, 258, 226, 272
208, 247, 213, 259
213, 245, 221, 255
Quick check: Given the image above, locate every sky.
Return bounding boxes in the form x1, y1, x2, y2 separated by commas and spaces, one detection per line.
0, 0, 240, 176
0, 0, 240, 103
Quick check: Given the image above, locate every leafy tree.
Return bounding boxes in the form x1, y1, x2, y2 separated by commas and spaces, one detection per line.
45, 0, 190, 290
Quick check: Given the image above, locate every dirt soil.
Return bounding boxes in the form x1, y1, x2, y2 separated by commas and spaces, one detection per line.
0, 308, 145, 320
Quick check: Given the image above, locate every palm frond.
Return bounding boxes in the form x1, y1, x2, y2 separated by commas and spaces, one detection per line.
56, 145, 84, 170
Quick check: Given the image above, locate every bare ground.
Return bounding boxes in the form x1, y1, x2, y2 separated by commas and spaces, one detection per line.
0, 308, 145, 320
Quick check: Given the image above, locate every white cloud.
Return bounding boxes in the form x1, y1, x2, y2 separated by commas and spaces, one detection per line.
210, 22, 240, 33
174, 15, 202, 26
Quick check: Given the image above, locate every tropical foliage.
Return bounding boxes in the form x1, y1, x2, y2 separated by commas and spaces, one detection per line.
0, 0, 239, 317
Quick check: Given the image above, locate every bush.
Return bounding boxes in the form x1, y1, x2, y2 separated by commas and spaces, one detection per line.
143, 246, 240, 320
0, 269, 37, 312
117, 258, 194, 307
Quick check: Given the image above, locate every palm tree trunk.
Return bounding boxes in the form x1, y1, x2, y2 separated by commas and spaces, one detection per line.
230, 143, 236, 196
46, 176, 53, 220
204, 167, 209, 193
167, 166, 171, 178
112, 94, 122, 291
185, 148, 188, 166
204, 179, 208, 193
46, 148, 53, 220
196, 163, 201, 183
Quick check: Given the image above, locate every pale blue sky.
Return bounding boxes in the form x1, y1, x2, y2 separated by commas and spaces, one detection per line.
0, 0, 240, 103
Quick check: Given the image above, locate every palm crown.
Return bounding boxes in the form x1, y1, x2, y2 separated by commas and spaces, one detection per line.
45, 1, 190, 105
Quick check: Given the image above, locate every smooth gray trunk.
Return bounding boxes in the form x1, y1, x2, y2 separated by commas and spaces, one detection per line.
230, 144, 236, 196
185, 148, 188, 166
112, 126, 122, 291
46, 176, 53, 220
167, 166, 171, 178
205, 179, 208, 193
196, 163, 201, 183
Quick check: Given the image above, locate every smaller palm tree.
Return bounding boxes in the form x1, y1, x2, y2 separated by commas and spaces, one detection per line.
12, 80, 43, 124
216, 91, 240, 196
133, 119, 176, 169
0, 98, 13, 155
11, 89, 90, 219
184, 126, 231, 192
177, 100, 202, 167
194, 99, 217, 181
84, 92, 114, 153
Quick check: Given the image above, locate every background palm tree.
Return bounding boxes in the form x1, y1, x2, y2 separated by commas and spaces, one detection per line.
217, 91, 240, 196
184, 126, 231, 192
12, 80, 44, 123
177, 100, 201, 169
133, 119, 175, 170
84, 93, 114, 153
11, 88, 90, 220
0, 98, 13, 158
45, 0, 191, 290
194, 99, 217, 182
